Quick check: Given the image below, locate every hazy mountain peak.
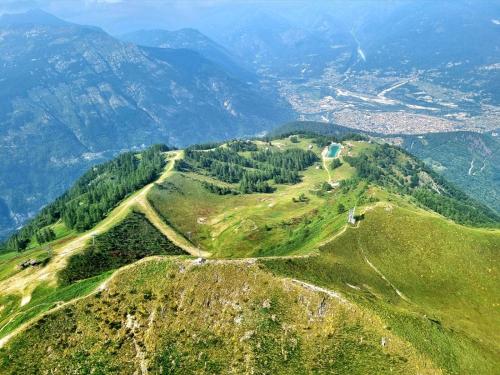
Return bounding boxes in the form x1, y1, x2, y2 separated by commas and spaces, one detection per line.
0, 9, 68, 28
121, 27, 254, 81
121, 27, 227, 50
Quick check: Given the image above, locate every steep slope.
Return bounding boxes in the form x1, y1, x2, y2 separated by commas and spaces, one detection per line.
0, 258, 440, 374
400, 131, 500, 213
262, 205, 500, 374
120, 28, 254, 81
4, 145, 169, 252
0, 9, 292, 239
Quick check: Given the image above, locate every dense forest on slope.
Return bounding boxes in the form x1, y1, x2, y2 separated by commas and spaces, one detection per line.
58, 212, 185, 285
344, 144, 499, 226
270, 121, 374, 139
401, 131, 500, 214
179, 142, 319, 193
4, 145, 169, 252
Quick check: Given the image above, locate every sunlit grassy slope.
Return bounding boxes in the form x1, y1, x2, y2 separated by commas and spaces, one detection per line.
147, 138, 372, 257
0, 134, 498, 374
0, 258, 440, 374
262, 205, 500, 374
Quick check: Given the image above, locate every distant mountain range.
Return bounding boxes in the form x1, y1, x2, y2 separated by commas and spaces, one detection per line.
208, 1, 500, 102
1, 3, 499, 238
0, 9, 293, 238
120, 28, 255, 82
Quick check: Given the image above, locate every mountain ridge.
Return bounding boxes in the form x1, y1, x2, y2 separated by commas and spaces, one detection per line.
0, 130, 497, 374
120, 27, 254, 81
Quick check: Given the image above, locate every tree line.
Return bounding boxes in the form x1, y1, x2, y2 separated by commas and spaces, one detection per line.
344, 143, 499, 226
180, 143, 318, 194
4, 144, 169, 252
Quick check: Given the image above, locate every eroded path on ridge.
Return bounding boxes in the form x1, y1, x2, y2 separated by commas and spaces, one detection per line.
321, 146, 333, 182
0, 151, 207, 302
0, 197, 384, 348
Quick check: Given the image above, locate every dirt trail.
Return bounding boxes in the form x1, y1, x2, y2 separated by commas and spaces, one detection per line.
321, 146, 333, 182
1, 146, 345, 305
291, 279, 348, 304
358, 243, 411, 303
351, 208, 412, 304
0, 151, 205, 302
135, 199, 210, 258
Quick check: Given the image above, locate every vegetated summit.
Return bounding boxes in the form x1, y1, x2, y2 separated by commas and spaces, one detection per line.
0, 128, 498, 374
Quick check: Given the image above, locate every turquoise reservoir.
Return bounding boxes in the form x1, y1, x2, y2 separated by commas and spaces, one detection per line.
327, 143, 341, 158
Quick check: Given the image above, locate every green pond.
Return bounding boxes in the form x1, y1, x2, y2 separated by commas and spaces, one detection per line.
327, 143, 341, 158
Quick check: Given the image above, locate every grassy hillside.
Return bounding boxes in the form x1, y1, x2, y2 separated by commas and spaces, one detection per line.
147, 135, 497, 259
0, 132, 498, 373
262, 205, 500, 374
0, 273, 111, 344
0, 211, 186, 346
0, 152, 186, 347
0, 258, 440, 374
147, 136, 373, 257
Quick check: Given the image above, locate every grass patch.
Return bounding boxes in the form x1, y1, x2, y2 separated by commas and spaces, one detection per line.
148, 172, 364, 257
147, 138, 376, 257
0, 273, 110, 340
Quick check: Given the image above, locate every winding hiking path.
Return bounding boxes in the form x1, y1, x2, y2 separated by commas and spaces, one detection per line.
291, 279, 348, 304
136, 199, 210, 258
357, 239, 411, 303
0, 151, 207, 303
